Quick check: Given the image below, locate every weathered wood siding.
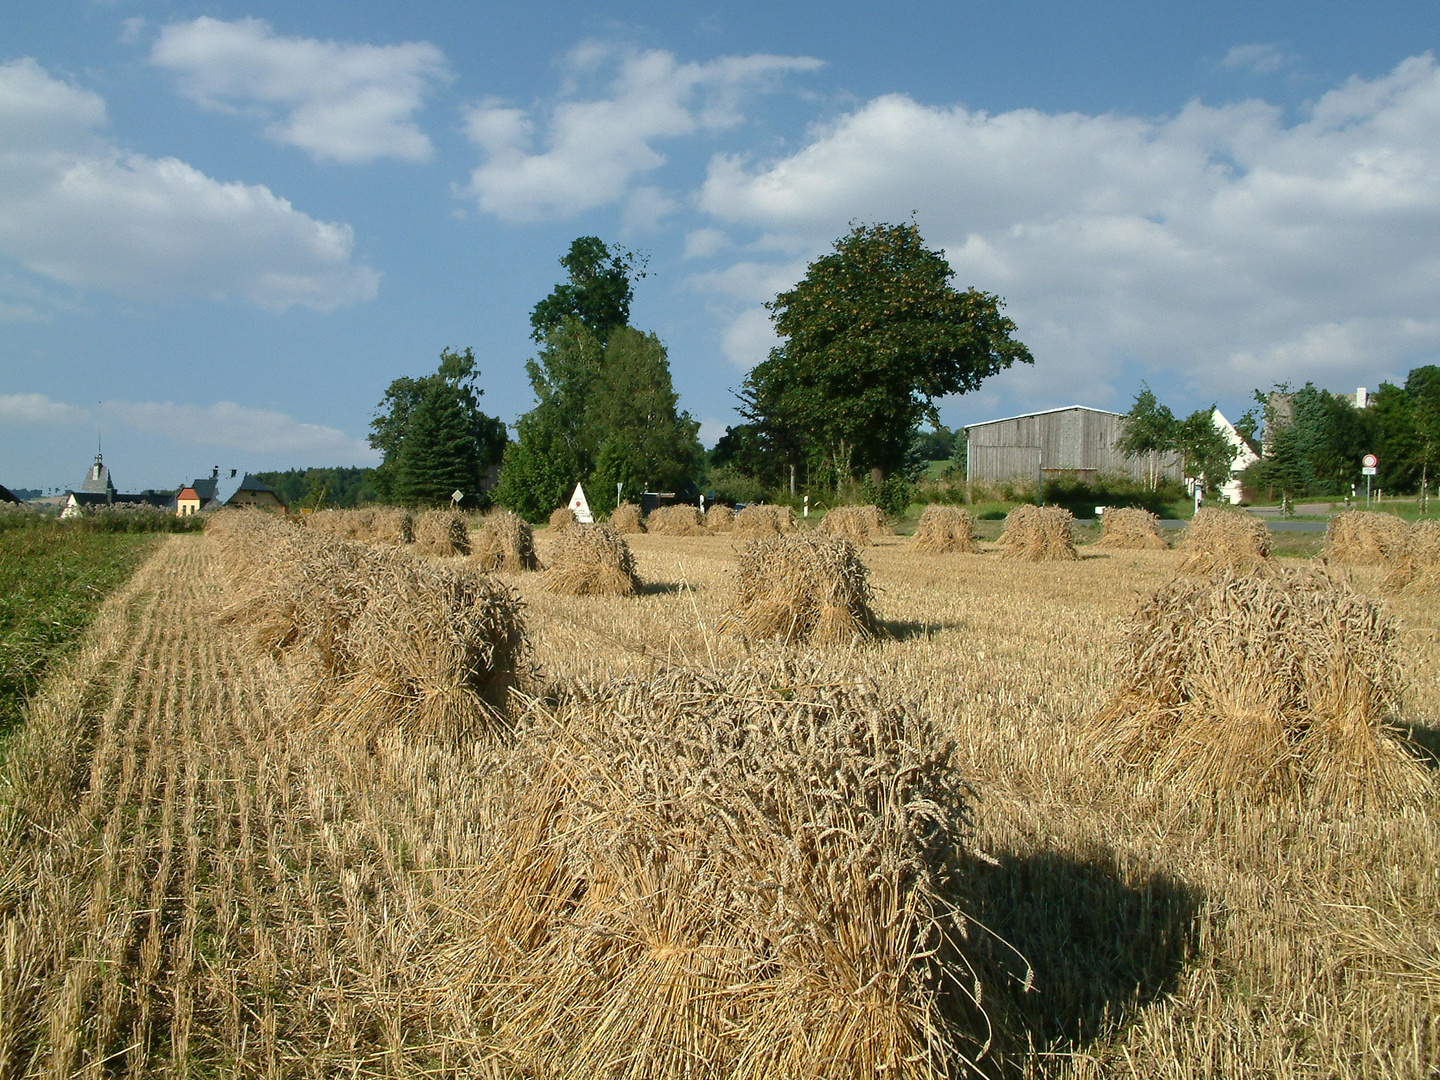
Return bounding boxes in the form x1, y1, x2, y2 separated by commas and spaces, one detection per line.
965, 407, 1182, 483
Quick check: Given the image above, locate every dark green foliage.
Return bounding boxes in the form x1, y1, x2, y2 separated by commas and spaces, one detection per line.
1252, 382, 1376, 498
529, 236, 643, 344
0, 523, 159, 738
498, 239, 701, 523
740, 221, 1032, 483
492, 404, 583, 523
859, 473, 913, 517
1175, 408, 1235, 491
249, 467, 380, 509
1115, 383, 1177, 491
369, 347, 507, 507
911, 424, 960, 462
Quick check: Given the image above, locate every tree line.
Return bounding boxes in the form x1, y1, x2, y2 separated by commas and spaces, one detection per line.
1116, 369, 1440, 502
1247, 371, 1440, 499
366, 223, 1030, 519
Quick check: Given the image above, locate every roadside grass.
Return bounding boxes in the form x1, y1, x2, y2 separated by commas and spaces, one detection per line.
0, 525, 163, 739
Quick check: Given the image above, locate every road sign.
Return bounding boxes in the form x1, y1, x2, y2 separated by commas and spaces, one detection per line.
1362, 453, 1378, 468
1362, 466, 1377, 476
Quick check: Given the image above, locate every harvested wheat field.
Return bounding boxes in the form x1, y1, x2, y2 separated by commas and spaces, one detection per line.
2, 519, 1437, 1078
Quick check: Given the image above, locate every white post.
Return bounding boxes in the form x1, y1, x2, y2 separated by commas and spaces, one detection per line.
803, 495, 809, 518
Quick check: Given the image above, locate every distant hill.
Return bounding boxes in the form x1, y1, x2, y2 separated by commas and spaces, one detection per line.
249, 467, 381, 509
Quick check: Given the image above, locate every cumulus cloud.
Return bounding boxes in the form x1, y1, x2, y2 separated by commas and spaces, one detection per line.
0, 392, 91, 426
0, 58, 379, 311
150, 17, 449, 164
102, 399, 379, 460
462, 44, 822, 222
695, 54, 1440, 407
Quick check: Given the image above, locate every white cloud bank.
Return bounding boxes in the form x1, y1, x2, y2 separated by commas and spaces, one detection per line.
103, 400, 378, 460
0, 58, 378, 311
0, 393, 91, 427
0, 391, 375, 461
150, 17, 450, 164
696, 53, 1440, 408
462, 44, 822, 222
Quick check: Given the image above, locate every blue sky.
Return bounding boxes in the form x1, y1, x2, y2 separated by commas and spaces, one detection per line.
2, 1, 1438, 492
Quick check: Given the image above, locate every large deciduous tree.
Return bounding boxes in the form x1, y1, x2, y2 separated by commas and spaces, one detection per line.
1115, 383, 1177, 491
496, 238, 701, 522
740, 221, 1032, 485
369, 347, 507, 507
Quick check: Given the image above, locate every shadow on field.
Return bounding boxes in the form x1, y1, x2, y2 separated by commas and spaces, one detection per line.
968, 849, 1204, 1072
1400, 720, 1440, 769
880, 619, 963, 641
637, 581, 693, 596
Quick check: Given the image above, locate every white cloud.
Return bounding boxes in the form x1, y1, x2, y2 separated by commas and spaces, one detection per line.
0, 58, 379, 311
0, 393, 91, 426
462, 44, 822, 222
695, 55, 1440, 408
682, 227, 730, 259
150, 17, 449, 164
101, 400, 378, 460
1221, 43, 1292, 76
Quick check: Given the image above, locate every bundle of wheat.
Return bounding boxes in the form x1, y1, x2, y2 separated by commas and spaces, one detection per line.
646, 504, 706, 536
1326, 511, 1411, 565
548, 506, 578, 533
413, 509, 470, 556
608, 501, 646, 534
1095, 507, 1169, 550
305, 508, 366, 539
1086, 568, 1428, 806
471, 509, 538, 573
1382, 520, 1440, 594
818, 504, 890, 545
209, 510, 525, 742
911, 505, 978, 554
997, 504, 1078, 561
1177, 507, 1272, 574
721, 532, 878, 646
704, 503, 735, 532
371, 507, 414, 545
544, 523, 640, 596
326, 554, 525, 743
732, 503, 799, 538
435, 660, 1014, 1078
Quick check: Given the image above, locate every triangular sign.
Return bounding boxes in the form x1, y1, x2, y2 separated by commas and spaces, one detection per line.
568, 482, 594, 524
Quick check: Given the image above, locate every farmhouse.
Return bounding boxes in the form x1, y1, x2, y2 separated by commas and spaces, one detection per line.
178, 468, 287, 514
964, 406, 1183, 486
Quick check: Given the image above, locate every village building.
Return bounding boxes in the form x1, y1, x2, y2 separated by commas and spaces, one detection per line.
964, 404, 1257, 504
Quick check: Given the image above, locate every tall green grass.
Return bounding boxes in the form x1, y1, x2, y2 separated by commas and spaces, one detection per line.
0, 524, 163, 739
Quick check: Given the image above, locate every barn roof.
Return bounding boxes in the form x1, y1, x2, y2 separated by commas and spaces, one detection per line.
964, 405, 1123, 430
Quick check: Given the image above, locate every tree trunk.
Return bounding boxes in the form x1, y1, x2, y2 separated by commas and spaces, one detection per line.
871, 466, 884, 489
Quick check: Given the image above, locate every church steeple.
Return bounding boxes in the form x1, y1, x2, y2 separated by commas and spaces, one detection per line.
80, 437, 116, 497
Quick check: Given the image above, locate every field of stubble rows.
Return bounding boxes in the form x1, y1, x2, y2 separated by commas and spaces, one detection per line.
0, 522, 1436, 1078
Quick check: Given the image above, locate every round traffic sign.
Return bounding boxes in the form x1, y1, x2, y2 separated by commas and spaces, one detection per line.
1362, 453, 1378, 468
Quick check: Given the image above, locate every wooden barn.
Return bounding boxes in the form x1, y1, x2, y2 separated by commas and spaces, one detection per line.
964, 406, 1182, 485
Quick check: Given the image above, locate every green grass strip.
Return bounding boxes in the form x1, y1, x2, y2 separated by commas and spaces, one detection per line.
0, 526, 162, 739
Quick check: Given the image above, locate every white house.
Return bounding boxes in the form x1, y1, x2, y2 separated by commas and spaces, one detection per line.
1212, 409, 1261, 505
